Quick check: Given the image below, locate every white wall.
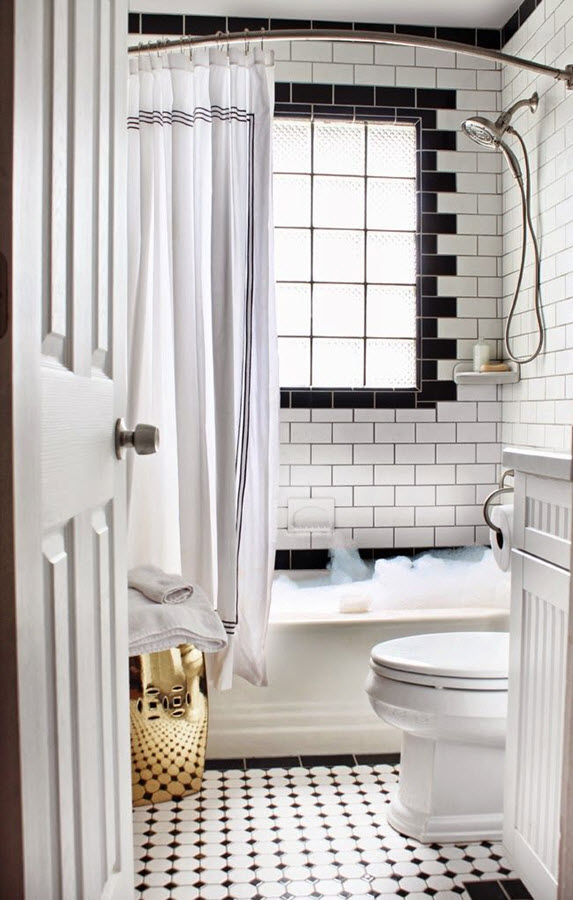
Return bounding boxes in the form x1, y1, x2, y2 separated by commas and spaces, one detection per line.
500, 0, 573, 453
276, 41, 504, 553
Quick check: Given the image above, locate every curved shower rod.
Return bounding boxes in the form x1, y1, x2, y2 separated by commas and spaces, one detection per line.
128, 27, 573, 90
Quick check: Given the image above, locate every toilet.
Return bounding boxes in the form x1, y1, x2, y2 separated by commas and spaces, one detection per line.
365, 631, 509, 844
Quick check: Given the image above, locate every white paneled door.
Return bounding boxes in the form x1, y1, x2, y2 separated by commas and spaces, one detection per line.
10, 0, 133, 897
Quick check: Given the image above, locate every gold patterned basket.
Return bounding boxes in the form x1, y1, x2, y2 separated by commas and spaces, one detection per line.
129, 644, 208, 806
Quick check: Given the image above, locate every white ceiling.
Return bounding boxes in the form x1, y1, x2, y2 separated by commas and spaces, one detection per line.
131, 0, 519, 29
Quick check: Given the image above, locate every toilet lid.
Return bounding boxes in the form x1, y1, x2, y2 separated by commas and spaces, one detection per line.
370, 632, 509, 680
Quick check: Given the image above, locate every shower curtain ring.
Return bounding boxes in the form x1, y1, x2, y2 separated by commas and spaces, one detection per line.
244, 28, 250, 55
260, 27, 265, 50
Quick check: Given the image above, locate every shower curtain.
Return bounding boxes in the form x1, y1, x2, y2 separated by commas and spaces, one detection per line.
127, 47, 278, 689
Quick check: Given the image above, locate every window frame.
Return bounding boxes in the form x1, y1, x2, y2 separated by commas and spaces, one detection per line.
274, 110, 423, 401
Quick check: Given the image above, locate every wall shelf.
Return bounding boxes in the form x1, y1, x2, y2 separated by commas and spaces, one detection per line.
453, 361, 520, 385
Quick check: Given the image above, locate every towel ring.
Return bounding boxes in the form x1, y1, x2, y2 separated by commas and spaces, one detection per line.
483, 469, 514, 534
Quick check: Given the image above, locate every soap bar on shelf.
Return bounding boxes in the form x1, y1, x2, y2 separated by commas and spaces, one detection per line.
480, 362, 510, 372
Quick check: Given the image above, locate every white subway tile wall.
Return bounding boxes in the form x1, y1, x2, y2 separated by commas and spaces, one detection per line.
128, 9, 573, 554
275, 38, 505, 552
501, 0, 573, 453
279, 402, 502, 550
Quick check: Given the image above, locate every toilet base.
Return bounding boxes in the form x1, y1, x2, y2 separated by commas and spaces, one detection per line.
388, 795, 503, 844
389, 731, 504, 844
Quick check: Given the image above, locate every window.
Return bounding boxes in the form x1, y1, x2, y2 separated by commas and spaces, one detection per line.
273, 118, 418, 390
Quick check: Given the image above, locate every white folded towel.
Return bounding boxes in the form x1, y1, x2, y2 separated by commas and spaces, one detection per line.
128, 586, 227, 656
128, 564, 193, 605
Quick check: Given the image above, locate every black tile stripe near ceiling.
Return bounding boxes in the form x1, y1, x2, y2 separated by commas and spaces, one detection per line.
129, 3, 543, 48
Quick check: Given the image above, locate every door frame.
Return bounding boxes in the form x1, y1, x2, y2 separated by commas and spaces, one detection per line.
0, 0, 24, 895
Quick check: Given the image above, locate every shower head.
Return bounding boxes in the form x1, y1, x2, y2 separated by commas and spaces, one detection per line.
461, 116, 503, 147
461, 93, 538, 182
462, 92, 544, 366
461, 92, 538, 149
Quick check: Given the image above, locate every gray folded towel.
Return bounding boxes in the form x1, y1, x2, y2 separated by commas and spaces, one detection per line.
128, 564, 194, 605
128, 587, 227, 655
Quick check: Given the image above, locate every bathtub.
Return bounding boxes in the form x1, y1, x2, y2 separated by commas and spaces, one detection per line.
208, 565, 510, 758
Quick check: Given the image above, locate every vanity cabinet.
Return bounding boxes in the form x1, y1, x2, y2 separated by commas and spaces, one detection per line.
502, 448, 573, 900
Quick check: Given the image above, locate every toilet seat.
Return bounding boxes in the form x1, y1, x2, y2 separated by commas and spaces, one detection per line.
370, 631, 509, 691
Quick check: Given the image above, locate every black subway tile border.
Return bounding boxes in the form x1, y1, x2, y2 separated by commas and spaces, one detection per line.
128, 6, 537, 55
275, 545, 468, 569
274, 90, 459, 411
141, 13, 183, 35
127, 9, 522, 51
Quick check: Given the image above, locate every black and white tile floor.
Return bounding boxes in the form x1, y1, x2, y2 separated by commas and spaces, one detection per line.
133, 755, 531, 900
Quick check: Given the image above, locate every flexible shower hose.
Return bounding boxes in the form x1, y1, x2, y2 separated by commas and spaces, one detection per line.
503, 127, 544, 363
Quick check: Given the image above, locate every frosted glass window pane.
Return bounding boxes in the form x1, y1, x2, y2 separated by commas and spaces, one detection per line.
367, 123, 417, 177
367, 178, 417, 231
274, 175, 311, 227
313, 284, 364, 337
313, 176, 364, 228
275, 228, 311, 282
276, 283, 311, 336
366, 339, 416, 388
278, 337, 310, 386
314, 121, 365, 175
314, 230, 364, 283
367, 232, 417, 284
313, 339, 364, 388
367, 286, 417, 338
273, 120, 311, 173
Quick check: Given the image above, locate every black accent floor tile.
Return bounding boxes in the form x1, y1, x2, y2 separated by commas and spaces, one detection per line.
205, 757, 245, 771
355, 752, 401, 766
246, 756, 301, 769
300, 754, 356, 767
465, 883, 508, 900
500, 879, 533, 899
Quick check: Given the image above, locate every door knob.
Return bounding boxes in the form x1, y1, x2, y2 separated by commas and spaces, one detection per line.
115, 418, 160, 459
